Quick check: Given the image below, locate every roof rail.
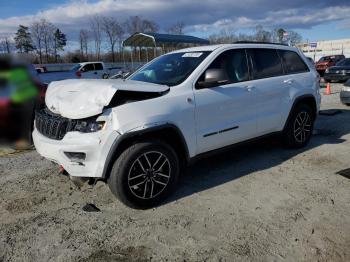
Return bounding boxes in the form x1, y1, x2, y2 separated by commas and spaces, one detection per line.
233, 41, 289, 46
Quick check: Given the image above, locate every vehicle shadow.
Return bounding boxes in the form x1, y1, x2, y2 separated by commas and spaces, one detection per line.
165, 108, 350, 205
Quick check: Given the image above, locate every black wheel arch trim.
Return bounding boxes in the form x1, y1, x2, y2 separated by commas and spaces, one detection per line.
101, 123, 190, 179
283, 94, 317, 131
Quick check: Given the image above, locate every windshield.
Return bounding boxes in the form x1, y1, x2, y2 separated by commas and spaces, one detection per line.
130, 51, 211, 86
318, 57, 332, 62
336, 59, 350, 66
70, 64, 81, 72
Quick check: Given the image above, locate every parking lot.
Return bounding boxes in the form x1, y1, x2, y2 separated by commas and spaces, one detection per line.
0, 83, 349, 261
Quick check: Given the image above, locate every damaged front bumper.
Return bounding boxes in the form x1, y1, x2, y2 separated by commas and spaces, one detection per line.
33, 127, 120, 178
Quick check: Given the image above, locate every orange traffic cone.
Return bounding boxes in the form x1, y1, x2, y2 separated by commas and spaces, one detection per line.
325, 82, 331, 95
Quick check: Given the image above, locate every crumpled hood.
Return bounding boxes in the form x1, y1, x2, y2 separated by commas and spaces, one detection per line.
45, 79, 169, 119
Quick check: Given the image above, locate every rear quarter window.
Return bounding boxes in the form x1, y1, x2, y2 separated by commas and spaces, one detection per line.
279, 50, 309, 74
94, 63, 103, 70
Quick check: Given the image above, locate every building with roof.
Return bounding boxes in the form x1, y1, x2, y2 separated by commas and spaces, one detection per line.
297, 38, 350, 61
122, 32, 210, 68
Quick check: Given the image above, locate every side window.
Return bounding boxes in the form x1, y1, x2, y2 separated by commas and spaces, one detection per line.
82, 64, 94, 72
197, 49, 249, 86
94, 63, 103, 70
279, 50, 309, 74
249, 48, 283, 79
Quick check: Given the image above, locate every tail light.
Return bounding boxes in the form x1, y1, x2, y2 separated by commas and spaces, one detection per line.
76, 71, 82, 78
33, 79, 47, 100
0, 98, 10, 108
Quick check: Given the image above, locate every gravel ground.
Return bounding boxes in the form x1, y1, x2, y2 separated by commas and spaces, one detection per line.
1, 83, 350, 262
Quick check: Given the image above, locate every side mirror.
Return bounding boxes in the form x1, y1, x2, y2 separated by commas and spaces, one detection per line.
122, 72, 131, 79
197, 68, 228, 88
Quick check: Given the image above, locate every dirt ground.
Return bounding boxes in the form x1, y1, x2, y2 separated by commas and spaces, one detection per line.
1, 83, 350, 262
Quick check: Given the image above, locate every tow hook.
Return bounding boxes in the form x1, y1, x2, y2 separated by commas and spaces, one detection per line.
58, 165, 69, 176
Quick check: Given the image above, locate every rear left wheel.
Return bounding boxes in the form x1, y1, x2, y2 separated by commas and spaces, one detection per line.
283, 104, 314, 148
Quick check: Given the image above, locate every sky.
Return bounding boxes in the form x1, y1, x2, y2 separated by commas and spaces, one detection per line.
0, 0, 349, 43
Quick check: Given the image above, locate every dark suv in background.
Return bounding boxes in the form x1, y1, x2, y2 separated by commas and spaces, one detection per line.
324, 58, 350, 83
316, 55, 345, 76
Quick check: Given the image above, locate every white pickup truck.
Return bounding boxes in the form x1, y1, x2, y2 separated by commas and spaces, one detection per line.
71, 62, 123, 79
37, 62, 123, 84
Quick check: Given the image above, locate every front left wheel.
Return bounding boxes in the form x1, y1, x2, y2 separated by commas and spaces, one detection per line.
108, 140, 180, 209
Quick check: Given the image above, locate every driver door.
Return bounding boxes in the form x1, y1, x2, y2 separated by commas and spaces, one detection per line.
194, 49, 258, 154
80, 64, 95, 79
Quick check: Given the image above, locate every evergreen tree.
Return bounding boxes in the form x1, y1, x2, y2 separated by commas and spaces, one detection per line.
14, 25, 34, 53
276, 28, 286, 43
53, 28, 67, 62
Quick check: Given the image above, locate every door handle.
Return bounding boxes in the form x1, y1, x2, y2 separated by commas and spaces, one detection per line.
94, 72, 98, 74
283, 79, 294, 84
244, 85, 255, 92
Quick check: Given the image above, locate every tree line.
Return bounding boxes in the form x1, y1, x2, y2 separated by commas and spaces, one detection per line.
209, 26, 302, 46
11, 20, 67, 64
0, 16, 302, 64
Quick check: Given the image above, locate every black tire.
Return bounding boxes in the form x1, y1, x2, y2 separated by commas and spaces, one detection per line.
283, 104, 314, 148
346, 103, 350, 107
108, 140, 180, 209
102, 73, 109, 79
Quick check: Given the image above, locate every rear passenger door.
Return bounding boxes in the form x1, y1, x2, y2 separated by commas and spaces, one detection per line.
247, 48, 288, 135
278, 49, 312, 120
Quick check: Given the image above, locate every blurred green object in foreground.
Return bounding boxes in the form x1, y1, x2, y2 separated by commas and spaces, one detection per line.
1, 67, 38, 103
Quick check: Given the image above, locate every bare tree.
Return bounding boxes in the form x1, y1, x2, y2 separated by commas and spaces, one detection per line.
42, 20, 56, 63
287, 31, 302, 46
0, 37, 15, 53
102, 16, 124, 62
31, 19, 67, 63
209, 29, 238, 44
141, 19, 158, 33
79, 29, 89, 61
125, 16, 158, 34
90, 16, 102, 60
31, 21, 45, 63
125, 16, 142, 34
167, 21, 185, 35
254, 25, 272, 42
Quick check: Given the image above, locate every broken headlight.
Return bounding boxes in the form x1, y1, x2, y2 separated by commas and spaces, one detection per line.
75, 120, 106, 133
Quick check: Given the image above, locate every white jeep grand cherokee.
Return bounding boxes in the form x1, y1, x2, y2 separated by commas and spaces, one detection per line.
33, 43, 321, 208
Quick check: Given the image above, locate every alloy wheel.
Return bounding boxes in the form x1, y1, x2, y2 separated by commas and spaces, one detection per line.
293, 111, 312, 143
128, 151, 171, 199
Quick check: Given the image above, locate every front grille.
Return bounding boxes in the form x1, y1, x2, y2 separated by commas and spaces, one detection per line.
35, 108, 78, 140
